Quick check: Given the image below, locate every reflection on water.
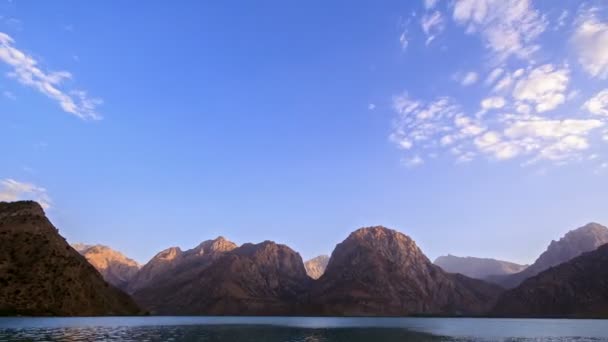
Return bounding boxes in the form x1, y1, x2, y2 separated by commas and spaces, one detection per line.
0, 325, 442, 342
1, 317, 608, 342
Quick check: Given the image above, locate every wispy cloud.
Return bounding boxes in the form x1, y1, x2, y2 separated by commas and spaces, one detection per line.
452, 0, 547, 61
0, 178, 52, 209
3, 90, 15, 100
455, 71, 479, 86
389, 1, 608, 170
390, 82, 606, 163
571, 9, 608, 79
421, 11, 445, 45
0, 32, 102, 120
583, 89, 608, 116
404, 155, 424, 167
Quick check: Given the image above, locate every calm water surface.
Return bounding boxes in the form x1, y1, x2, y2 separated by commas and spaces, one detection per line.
0, 316, 607, 341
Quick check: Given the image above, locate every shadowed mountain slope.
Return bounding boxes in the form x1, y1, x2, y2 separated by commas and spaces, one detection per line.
133, 240, 311, 315
492, 243, 608, 318
309, 226, 503, 316
434, 254, 527, 279
488, 223, 608, 288
0, 201, 140, 316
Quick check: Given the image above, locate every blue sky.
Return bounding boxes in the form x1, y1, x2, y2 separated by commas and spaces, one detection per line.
1, 0, 608, 265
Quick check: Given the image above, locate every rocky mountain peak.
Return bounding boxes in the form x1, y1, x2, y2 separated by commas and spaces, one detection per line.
73, 243, 141, 291
192, 236, 237, 256
304, 255, 329, 279
533, 222, 608, 272
492, 243, 608, 318
331, 226, 429, 269
133, 239, 311, 315
488, 222, 608, 289
561, 222, 608, 243
0, 200, 139, 315
156, 246, 183, 261
0, 201, 45, 220
312, 225, 502, 316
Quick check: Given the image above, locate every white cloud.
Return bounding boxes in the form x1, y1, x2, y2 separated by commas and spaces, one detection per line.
474, 130, 500, 148
399, 31, 409, 51
473, 131, 522, 160
390, 89, 605, 164
477, 119, 603, 162
485, 68, 504, 86
512, 64, 569, 113
424, 0, 438, 10
492, 74, 513, 93
404, 155, 424, 167
0, 178, 51, 209
501, 118, 603, 162
460, 71, 479, 86
390, 3, 608, 168
456, 151, 476, 163
455, 114, 486, 136
556, 10, 569, 30
515, 103, 531, 115
440, 135, 455, 146
504, 119, 603, 139
421, 11, 445, 45
571, 10, 608, 79
390, 93, 463, 151
537, 135, 590, 161
0, 32, 102, 120
3, 90, 15, 100
480, 96, 505, 110
452, 0, 547, 61
368, 103, 376, 111
583, 89, 608, 116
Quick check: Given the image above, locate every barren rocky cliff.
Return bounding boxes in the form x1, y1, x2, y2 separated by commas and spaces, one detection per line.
434, 255, 528, 279
4, 199, 605, 318
0, 201, 140, 316
128, 226, 503, 316
73, 244, 140, 291
128, 236, 237, 295
304, 255, 329, 279
488, 223, 608, 288
492, 243, 608, 318
309, 227, 503, 316
133, 240, 311, 315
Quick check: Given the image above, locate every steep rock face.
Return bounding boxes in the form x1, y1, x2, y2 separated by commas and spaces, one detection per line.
127, 246, 183, 293
310, 226, 503, 316
73, 244, 140, 291
127, 237, 237, 293
492, 243, 608, 318
304, 255, 329, 279
134, 240, 311, 315
0, 201, 140, 316
434, 255, 528, 279
490, 223, 608, 288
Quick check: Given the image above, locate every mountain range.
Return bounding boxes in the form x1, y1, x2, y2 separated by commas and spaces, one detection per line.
434, 255, 528, 279
72, 243, 140, 291
2, 200, 608, 318
493, 243, 608, 318
0, 201, 140, 316
486, 223, 608, 289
